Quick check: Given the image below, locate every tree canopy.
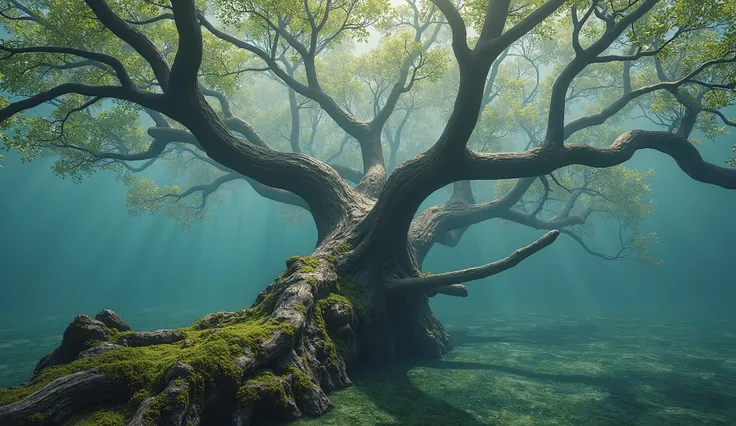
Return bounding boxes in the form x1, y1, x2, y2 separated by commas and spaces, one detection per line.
1, 0, 735, 270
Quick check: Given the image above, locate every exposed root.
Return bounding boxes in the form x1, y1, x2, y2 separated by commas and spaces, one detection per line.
0, 253, 452, 425
0, 368, 129, 425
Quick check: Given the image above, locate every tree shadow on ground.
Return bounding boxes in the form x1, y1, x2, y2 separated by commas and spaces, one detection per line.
273, 319, 736, 425
410, 357, 736, 425
449, 322, 603, 347
336, 360, 488, 426
263, 358, 489, 426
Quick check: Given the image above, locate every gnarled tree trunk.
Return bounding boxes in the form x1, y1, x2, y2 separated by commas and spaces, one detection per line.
0, 219, 458, 426
3, 0, 736, 424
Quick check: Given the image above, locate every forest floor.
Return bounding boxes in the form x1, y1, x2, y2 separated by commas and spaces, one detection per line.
2, 311, 736, 425
281, 312, 736, 426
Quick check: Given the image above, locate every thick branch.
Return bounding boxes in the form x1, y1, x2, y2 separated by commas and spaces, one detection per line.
545, 0, 660, 146
426, 284, 468, 298
464, 131, 736, 189
478, 0, 567, 57
362, 127, 736, 265
328, 164, 364, 184
498, 207, 591, 231
429, 0, 470, 61
174, 147, 309, 210
84, 0, 171, 89
0, 83, 166, 123
0, 45, 133, 86
159, 0, 361, 238
410, 178, 533, 262
387, 230, 560, 291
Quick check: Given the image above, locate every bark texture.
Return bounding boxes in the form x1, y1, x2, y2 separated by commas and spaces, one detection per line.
0, 235, 453, 426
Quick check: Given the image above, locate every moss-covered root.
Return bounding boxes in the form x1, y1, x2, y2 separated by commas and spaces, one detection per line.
127, 361, 200, 426
0, 368, 130, 426
0, 262, 365, 426
235, 352, 331, 423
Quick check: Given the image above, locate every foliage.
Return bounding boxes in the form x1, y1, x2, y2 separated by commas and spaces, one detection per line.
0, 0, 734, 261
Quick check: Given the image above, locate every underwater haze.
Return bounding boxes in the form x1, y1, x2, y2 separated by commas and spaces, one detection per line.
2, 137, 736, 425
2, 1, 736, 425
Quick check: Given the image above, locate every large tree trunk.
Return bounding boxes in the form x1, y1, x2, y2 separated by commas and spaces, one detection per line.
0, 230, 451, 426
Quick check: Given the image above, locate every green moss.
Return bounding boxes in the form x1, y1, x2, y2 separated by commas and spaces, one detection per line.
298, 256, 322, 274
313, 299, 342, 372
143, 393, 170, 426
334, 243, 352, 254
237, 370, 289, 405
20, 413, 45, 425
278, 256, 323, 278
320, 294, 353, 314
294, 302, 307, 315
0, 315, 295, 408
62, 408, 127, 426
302, 276, 369, 374
140, 378, 190, 425
130, 389, 151, 408
333, 278, 369, 317
0, 261, 312, 413
173, 379, 189, 408
236, 385, 260, 405
288, 365, 313, 393
306, 277, 319, 291
327, 243, 353, 265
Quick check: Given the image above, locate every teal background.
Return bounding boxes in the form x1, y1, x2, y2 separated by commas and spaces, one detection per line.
0, 132, 735, 386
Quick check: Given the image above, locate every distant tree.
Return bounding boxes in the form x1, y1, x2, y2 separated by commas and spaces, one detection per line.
1, 0, 735, 423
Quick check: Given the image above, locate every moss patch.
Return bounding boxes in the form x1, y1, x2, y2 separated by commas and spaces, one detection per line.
297, 257, 322, 274
0, 311, 295, 408
306, 277, 319, 291
278, 256, 324, 279
62, 408, 127, 426
237, 370, 289, 405
294, 303, 307, 315
305, 276, 369, 371
331, 278, 368, 317
311, 303, 339, 371
287, 366, 313, 393
327, 243, 353, 264
142, 392, 172, 426
19, 413, 45, 425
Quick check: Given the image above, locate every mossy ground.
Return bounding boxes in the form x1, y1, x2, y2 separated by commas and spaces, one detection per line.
276, 312, 736, 426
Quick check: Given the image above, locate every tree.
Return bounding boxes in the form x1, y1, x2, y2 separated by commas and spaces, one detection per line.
1, 0, 735, 424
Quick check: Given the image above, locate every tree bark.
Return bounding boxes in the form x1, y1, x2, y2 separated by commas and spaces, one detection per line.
0, 223, 453, 426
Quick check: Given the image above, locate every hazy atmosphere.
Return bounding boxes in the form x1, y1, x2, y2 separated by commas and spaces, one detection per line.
1, 0, 736, 425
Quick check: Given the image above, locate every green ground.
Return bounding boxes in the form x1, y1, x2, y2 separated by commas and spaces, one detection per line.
275, 312, 736, 426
